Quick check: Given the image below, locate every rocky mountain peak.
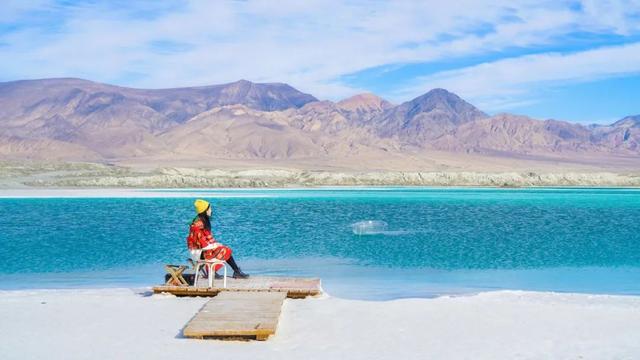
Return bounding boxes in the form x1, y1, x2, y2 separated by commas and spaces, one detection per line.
337, 93, 393, 112
374, 88, 488, 142
211, 80, 317, 111
401, 88, 487, 123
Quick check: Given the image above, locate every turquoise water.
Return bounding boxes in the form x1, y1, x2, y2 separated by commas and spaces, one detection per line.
1, 188, 639, 299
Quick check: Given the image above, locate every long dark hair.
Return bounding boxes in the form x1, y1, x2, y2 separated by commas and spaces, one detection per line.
197, 205, 211, 231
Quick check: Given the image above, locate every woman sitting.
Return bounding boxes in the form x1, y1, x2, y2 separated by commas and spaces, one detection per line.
186, 199, 249, 279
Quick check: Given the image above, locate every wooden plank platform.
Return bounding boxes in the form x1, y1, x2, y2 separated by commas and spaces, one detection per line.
182, 291, 287, 340
153, 276, 321, 299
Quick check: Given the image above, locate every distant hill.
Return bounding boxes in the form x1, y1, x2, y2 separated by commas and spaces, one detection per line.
612, 115, 640, 128
432, 114, 599, 154
337, 93, 394, 122
0, 77, 316, 123
590, 114, 640, 152
0, 78, 317, 160
375, 88, 488, 143
0, 78, 638, 170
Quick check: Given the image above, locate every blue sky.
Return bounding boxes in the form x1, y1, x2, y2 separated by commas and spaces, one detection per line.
1, 0, 640, 124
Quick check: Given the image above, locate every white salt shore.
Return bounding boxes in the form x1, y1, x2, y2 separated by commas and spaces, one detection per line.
1, 289, 639, 359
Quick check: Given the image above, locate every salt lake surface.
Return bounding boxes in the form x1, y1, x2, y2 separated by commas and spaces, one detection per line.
1, 187, 639, 300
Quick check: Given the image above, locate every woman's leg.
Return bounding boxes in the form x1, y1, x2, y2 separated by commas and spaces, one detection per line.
226, 255, 240, 272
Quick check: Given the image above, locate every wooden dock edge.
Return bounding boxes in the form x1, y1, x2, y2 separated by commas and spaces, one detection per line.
184, 331, 274, 341
153, 286, 319, 298
152, 277, 322, 299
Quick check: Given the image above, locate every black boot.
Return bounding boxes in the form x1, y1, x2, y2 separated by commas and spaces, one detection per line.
227, 256, 250, 279
232, 269, 249, 279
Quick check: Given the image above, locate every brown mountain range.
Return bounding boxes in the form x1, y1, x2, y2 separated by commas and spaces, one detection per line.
0, 78, 638, 171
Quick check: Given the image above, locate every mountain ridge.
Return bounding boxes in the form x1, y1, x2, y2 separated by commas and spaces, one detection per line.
0, 78, 638, 169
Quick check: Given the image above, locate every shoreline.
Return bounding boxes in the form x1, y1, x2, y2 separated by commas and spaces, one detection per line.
2, 162, 640, 188
3, 262, 640, 300
1, 185, 639, 198
1, 287, 639, 359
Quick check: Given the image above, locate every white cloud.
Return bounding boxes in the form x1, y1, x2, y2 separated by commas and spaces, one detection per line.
401, 42, 640, 111
580, 0, 640, 35
0, 0, 639, 101
0, 0, 50, 22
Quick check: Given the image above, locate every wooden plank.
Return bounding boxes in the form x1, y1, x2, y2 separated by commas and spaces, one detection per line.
183, 291, 287, 341
153, 276, 322, 298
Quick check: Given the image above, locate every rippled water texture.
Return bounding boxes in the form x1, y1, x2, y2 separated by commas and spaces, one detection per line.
1, 188, 639, 299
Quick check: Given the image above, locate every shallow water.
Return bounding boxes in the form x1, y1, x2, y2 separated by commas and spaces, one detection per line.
1, 187, 639, 299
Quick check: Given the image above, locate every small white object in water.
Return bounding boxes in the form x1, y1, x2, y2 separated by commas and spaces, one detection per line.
351, 220, 388, 235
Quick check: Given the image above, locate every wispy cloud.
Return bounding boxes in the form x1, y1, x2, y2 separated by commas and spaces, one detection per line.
401, 42, 640, 111
1, 0, 640, 104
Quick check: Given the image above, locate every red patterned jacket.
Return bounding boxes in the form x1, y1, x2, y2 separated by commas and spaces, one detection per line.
186, 218, 232, 262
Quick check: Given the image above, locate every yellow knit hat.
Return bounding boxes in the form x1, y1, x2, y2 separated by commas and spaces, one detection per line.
194, 199, 210, 214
